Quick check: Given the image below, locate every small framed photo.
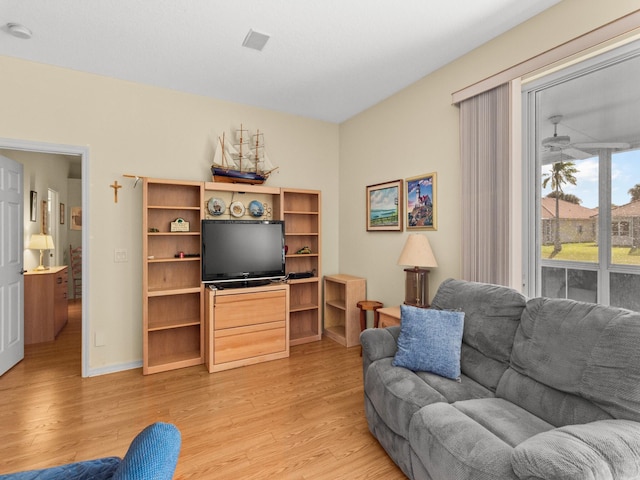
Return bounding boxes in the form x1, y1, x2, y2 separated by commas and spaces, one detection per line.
60, 203, 65, 225
30, 191, 37, 222
406, 172, 437, 230
71, 206, 82, 230
366, 179, 403, 231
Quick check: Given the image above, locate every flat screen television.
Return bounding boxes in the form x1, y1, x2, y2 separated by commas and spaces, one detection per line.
201, 219, 285, 286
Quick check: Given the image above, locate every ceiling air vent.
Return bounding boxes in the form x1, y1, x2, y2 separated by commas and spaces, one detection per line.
242, 29, 270, 51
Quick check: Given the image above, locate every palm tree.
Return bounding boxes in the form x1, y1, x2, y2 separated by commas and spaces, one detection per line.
546, 191, 582, 205
628, 183, 640, 202
542, 161, 578, 258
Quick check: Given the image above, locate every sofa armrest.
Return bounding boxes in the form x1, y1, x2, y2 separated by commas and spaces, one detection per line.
511, 419, 640, 479
112, 422, 181, 480
0, 457, 121, 480
360, 326, 399, 363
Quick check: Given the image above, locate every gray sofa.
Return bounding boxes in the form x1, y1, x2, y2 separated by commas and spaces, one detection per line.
361, 278, 640, 480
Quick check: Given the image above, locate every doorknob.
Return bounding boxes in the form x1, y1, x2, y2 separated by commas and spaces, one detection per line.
19, 268, 27, 275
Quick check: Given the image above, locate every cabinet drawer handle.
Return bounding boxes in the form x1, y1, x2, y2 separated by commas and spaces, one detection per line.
57, 277, 62, 284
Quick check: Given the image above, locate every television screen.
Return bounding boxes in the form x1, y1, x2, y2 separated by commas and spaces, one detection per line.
201, 220, 285, 284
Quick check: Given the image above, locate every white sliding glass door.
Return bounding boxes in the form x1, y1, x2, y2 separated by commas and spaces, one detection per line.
523, 40, 640, 311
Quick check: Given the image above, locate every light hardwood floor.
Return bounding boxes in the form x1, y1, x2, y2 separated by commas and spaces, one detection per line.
0, 301, 405, 479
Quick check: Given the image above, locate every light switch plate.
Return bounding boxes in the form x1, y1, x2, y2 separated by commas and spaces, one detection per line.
114, 249, 128, 263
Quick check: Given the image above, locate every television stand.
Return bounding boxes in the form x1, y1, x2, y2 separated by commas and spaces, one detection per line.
205, 283, 290, 372
214, 279, 271, 289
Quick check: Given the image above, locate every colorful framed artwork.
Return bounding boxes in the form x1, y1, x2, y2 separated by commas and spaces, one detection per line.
406, 172, 437, 230
366, 179, 403, 231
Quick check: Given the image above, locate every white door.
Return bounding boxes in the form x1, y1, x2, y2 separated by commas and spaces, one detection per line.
0, 154, 24, 376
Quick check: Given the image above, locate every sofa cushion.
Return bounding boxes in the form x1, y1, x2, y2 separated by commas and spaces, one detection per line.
511, 420, 640, 480
430, 278, 526, 390
504, 297, 640, 423
392, 305, 464, 380
364, 357, 495, 440
414, 370, 495, 404
497, 368, 613, 428
452, 398, 554, 448
408, 402, 519, 480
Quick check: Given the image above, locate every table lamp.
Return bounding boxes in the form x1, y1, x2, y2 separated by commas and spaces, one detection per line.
28, 234, 55, 271
397, 234, 437, 308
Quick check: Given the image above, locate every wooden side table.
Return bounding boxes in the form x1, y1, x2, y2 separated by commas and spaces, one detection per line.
356, 300, 384, 331
377, 306, 401, 328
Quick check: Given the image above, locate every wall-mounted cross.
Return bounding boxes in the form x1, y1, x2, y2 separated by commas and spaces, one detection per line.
110, 180, 122, 203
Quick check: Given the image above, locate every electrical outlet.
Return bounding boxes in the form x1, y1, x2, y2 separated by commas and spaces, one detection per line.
114, 249, 128, 263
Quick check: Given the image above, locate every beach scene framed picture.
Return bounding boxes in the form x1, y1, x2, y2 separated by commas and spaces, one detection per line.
366, 179, 403, 231
406, 172, 437, 230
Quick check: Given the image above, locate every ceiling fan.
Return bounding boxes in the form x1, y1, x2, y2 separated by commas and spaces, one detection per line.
541, 115, 630, 163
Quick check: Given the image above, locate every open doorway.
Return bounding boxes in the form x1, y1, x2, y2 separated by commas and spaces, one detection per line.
0, 138, 90, 377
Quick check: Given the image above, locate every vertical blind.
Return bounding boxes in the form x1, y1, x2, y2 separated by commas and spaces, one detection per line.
459, 83, 511, 285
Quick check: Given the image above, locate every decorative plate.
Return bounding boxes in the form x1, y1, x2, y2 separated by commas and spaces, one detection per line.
207, 197, 225, 216
229, 201, 245, 218
248, 200, 265, 217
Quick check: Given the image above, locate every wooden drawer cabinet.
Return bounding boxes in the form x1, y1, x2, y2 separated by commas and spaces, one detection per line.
24, 266, 68, 344
206, 283, 289, 372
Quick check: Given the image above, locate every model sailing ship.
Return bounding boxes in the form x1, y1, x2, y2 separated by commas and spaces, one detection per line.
211, 125, 278, 185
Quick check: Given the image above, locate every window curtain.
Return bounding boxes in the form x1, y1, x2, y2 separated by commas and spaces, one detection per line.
459, 83, 511, 285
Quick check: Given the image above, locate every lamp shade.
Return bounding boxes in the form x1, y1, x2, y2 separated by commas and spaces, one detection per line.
28, 234, 55, 251
397, 234, 437, 268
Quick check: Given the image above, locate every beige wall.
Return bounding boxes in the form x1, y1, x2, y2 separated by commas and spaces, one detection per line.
0, 59, 339, 374
338, 0, 639, 307
1, 0, 637, 374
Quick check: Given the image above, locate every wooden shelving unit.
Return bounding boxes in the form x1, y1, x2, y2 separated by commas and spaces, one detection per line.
142, 180, 322, 374
324, 274, 366, 347
142, 178, 204, 375
279, 188, 322, 346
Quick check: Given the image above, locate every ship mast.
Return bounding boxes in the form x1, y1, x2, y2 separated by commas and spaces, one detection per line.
255, 129, 261, 174
238, 124, 244, 172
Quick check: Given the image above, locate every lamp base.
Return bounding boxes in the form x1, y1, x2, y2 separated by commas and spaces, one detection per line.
403, 267, 430, 308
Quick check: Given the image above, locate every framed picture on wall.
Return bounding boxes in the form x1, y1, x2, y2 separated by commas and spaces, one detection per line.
406, 172, 437, 230
30, 191, 37, 222
366, 179, 403, 231
71, 206, 82, 230
60, 203, 65, 225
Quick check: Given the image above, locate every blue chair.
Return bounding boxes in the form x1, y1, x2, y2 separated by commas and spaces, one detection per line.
0, 422, 181, 480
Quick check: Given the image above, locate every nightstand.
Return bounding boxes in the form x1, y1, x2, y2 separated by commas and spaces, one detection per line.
377, 306, 401, 328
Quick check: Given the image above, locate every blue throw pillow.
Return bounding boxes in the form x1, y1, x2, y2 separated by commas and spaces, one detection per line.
392, 305, 465, 380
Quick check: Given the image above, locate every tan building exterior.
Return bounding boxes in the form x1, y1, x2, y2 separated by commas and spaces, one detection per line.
541, 197, 598, 245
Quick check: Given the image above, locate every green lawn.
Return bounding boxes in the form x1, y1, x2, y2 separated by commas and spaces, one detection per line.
541, 242, 640, 265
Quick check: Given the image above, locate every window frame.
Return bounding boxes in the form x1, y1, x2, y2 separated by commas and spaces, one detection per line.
521, 40, 640, 304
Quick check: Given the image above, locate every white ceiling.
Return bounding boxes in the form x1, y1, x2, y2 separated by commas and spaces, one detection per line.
534, 39, 640, 155
0, 0, 561, 123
